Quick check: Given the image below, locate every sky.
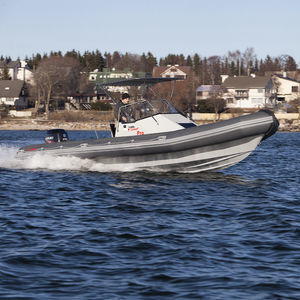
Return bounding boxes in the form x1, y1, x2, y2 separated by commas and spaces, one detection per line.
1, 0, 300, 64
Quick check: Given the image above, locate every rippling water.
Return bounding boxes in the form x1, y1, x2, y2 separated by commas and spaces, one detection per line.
0, 130, 299, 299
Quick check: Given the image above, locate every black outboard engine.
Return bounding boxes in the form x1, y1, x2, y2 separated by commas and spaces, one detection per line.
45, 129, 69, 144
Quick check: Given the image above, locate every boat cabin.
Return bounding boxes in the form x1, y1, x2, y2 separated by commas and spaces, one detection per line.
97, 77, 196, 138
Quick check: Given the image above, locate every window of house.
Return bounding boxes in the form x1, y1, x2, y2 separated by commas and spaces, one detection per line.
292, 86, 298, 92
197, 91, 203, 96
235, 90, 248, 96
227, 98, 234, 104
257, 88, 263, 93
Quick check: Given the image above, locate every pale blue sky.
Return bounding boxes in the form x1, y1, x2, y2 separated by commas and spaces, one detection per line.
1, 0, 299, 64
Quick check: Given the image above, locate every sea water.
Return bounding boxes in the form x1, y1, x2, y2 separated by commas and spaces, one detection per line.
0, 130, 299, 299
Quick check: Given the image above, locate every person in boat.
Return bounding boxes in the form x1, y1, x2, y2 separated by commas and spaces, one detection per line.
114, 93, 135, 123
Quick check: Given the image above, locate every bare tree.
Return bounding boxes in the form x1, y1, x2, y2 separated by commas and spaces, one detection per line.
34, 56, 83, 119
207, 56, 221, 84
208, 86, 225, 119
243, 47, 256, 75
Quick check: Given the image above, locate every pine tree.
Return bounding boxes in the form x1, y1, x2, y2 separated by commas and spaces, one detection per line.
145, 52, 157, 72
193, 54, 200, 76
104, 52, 112, 69
284, 56, 297, 71
230, 61, 236, 76
186, 55, 193, 67
0, 63, 11, 80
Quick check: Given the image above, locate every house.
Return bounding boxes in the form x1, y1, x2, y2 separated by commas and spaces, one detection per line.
196, 85, 222, 101
272, 74, 300, 102
0, 80, 28, 109
89, 68, 151, 93
0, 60, 34, 84
152, 65, 192, 79
66, 83, 112, 110
221, 75, 276, 109
265, 70, 300, 82
89, 68, 133, 82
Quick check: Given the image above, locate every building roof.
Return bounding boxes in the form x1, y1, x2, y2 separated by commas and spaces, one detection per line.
265, 70, 300, 81
273, 74, 300, 83
152, 65, 192, 77
222, 76, 271, 89
0, 80, 24, 97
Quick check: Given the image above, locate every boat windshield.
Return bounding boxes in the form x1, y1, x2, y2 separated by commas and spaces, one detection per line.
119, 98, 177, 123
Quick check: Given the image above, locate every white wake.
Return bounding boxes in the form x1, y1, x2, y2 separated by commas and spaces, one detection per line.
0, 144, 139, 173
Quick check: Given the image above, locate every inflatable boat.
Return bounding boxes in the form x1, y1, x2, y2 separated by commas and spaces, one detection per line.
17, 78, 278, 172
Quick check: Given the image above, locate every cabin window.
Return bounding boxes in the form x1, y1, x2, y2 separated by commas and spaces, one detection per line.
292, 86, 298, 92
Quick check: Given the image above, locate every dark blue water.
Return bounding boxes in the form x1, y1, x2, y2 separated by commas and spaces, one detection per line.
0, 131, 299, 299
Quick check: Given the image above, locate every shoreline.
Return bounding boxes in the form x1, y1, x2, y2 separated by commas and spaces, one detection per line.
0, 119, 111, 131
0, 117, 299, 132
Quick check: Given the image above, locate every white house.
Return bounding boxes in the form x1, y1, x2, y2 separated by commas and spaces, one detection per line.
221, 75, 276, 109
0, 60, 34, 84
0, 80, 28, 109
152, 65, 192, 79
272, 74, 300, 102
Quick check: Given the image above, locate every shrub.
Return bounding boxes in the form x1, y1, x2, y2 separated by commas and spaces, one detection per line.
49, 110, 114, 122
0, 104, 9, 113
196, 99, 226, 113
91, 101, 112, 111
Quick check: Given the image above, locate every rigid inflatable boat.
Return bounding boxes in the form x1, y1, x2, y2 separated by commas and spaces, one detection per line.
17, 78, 278, 172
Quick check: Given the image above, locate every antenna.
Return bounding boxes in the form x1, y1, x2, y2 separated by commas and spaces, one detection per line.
90, 117, 99, 139
169, 79, 176, 102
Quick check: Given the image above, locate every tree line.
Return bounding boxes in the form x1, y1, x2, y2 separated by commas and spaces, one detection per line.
1, 47, 298, 83
0, 48, 298, 117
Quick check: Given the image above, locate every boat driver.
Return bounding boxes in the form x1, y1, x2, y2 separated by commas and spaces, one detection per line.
115, 93, 135, 123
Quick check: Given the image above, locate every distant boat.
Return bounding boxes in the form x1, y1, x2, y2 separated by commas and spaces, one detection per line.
17, 78, 278, 172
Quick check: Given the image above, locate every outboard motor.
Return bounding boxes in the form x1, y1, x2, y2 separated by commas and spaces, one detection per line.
45, 129, 69, 144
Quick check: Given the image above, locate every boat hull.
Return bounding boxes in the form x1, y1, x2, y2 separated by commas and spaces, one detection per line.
17, 110, 278, 172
